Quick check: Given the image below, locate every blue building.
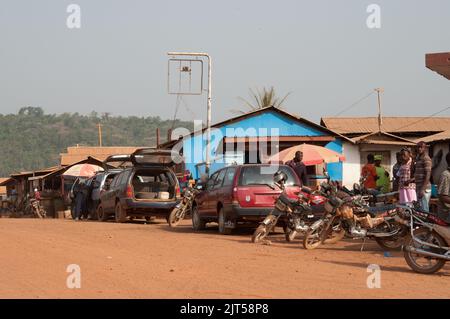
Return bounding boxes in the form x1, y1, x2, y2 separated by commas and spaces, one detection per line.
161, 106, 349, 183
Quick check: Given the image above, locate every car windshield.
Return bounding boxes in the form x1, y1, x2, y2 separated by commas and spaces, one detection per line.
238, 166, 299, 187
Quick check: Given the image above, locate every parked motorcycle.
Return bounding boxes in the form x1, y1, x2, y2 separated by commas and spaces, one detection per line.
168, 185, 199, 227
30, 199, 46, 218
252, 170, 323, 243
342, 176, 399, 207
401, 204, 450, 274
303, 191, 407, 250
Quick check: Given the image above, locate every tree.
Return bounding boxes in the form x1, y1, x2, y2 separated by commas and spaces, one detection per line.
0, 111, 194, 176
18, 106, 44, 117
232, 87, 291, 114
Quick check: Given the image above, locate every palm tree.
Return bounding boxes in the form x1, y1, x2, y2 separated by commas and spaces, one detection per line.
232, 87, 291, 114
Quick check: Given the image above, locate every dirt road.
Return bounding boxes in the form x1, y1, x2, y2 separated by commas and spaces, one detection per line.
0, 218, 448, 299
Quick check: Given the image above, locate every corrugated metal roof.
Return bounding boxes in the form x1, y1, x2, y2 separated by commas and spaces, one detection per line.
351, 131, 416, 146
60, 146, 148, 166
29, 156, 107, 181
321, 117, 450, 134
415, 130, 450, 143
0, 177, 12, 193
10, 166, 59, 177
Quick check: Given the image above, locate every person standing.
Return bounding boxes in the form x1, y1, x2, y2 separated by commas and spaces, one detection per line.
9, 185, 18, 208
73, 180, 86, 221
34, 188, 41, 201
414, 141, 432, 211
437, 152, 450, 223
361, 154, 377, 190
374, 155, 390, 193
392, 152, 402, 192
398, 148, 416, 204
285, 151, 308, 187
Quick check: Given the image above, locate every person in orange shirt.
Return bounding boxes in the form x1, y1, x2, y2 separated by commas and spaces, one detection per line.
361, 154, 378, 189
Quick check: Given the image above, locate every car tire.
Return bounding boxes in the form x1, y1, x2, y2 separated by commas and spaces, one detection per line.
218, 207, 232, 235
115, 202, 127, 223
192, 205, 206, 231
145, 216, 156, 223
97, 205, 108, 222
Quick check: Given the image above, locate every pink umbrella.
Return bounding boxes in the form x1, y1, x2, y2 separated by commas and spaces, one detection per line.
267, 144, 345, 166
63, 164, 103, 178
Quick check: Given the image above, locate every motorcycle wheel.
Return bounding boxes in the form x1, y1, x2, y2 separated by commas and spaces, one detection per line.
168, 207, 185, 227
252, 224, 271, 243
285, 229, 298, 242
323, 228, 346, 244
404, 227, 447, 274
303, 222, 326, 250
252, 215, 277, 243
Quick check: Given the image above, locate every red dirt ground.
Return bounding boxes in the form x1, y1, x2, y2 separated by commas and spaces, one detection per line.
0, 218, 448, 299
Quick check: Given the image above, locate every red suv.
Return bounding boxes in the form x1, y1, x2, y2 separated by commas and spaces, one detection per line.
192, 164, 301, 234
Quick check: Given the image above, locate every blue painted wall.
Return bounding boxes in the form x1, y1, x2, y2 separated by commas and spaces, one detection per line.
181, 110, 343, 181
324, 139, 343, 182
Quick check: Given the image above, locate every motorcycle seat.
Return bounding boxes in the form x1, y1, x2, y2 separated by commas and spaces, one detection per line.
368, 204, 397, 215
301, 187, 312, 194
279, 193, 300, 206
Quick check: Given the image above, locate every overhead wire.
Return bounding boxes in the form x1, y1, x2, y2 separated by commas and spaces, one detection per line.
333, 90, 375, 117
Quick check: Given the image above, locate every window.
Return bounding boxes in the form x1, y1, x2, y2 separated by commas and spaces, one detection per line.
110, 174, 122, 188
223, 167, 237, 186
206, 172, 219, 189
212, 169, 226, 189
238, 165, 299, 186
103, 173, 116, 188
119, 170, 130, 185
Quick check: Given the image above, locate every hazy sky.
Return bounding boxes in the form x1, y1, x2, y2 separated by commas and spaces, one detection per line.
1, 0, 449, 125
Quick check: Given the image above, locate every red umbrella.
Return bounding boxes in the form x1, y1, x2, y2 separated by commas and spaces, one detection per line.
63, 164, 103, 178
267, 144, 345, 166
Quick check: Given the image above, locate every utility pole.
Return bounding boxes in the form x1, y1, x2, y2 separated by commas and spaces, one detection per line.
167, 52, 212, 175
156, 128, 160, 148
374, 88, 384, 132
97, 123, 103, 147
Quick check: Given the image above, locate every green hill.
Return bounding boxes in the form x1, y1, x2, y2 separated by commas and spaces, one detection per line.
0, 107, 194, 176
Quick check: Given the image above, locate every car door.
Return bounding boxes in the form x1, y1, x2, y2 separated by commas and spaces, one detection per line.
91, 173, 105, 204
207, 169, 226, 218
197, 171, 219, 217
218, 166, 237, 209
102, 173, 122, 213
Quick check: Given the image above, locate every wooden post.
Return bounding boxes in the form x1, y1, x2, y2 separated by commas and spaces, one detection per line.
97, 123, 103, 147
375, 88, 384, 132
156, 128, 160, 148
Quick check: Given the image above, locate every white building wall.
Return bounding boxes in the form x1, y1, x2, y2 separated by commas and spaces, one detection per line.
342, 143, 405, 189
342, 142, 361, 188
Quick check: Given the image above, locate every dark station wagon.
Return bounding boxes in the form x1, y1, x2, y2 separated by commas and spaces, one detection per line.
97, 149, 182, 223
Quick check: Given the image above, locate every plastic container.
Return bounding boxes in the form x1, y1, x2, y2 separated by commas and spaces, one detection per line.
158, 192, 170, 200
